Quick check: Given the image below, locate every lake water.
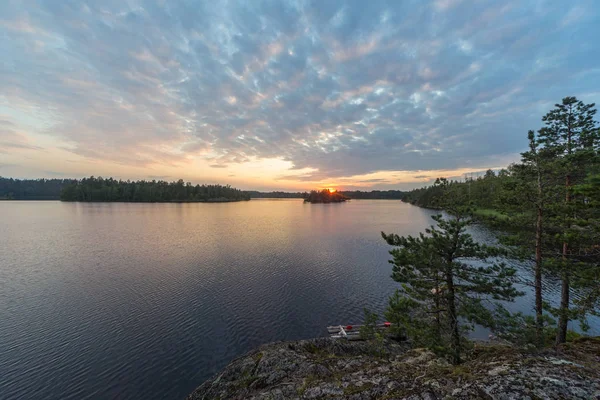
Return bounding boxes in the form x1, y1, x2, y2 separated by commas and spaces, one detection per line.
1, 199, 597, 399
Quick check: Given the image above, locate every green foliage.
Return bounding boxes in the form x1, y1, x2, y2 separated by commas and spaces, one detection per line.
492, 308, 556, 347
401, 171, 505, 213
359, 308, 379, 340
245, 191, 307, 198
382, 210, 522, 364
303, 189, 349, 203
339, 190, 405, 200
385, 291, 445, 353
59, 176, 250, 202
396, 96, 600, 348
247, 189, 405, 199
0, 177, 77, 200
535, 97, 599, 344
358, 309, 387, 357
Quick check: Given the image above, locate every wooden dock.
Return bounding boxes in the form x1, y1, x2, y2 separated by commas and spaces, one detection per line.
327, 323, 392, 341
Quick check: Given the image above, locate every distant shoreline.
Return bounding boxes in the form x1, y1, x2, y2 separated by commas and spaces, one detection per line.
1, 198, 250, 203
63, 198, 251, 203
1, 197, 408, 202
1, 177, 407, 201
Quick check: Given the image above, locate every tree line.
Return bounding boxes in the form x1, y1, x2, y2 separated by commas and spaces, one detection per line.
246, 191, 308, 198
2, 179, 406, 201
60, 177, 250, 202
0, 177, 77, 200
340, 190, 405, 199
246, 190, 405, 199
381, 96, 599, 363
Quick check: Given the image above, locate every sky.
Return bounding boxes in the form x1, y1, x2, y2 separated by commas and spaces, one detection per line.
1, 0, 599, 191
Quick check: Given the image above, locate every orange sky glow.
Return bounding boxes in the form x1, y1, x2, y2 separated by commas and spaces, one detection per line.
2, 1, 597, 191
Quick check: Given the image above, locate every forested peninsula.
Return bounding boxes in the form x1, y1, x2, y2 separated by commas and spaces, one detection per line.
59, 177, 250, 202
0, 177, 77, 200
402, 96, 600, 348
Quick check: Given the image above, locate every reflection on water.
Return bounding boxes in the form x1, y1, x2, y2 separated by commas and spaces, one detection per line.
0, 200, 597, 399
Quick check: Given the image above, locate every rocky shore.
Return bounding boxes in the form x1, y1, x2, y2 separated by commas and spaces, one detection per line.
187, 337, 600, 400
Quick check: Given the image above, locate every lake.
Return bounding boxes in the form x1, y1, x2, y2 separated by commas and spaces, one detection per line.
0, 199, 597, 399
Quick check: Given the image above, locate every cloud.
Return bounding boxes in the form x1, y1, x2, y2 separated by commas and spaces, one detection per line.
0, 0, 599, 187
0, 118, 43, 153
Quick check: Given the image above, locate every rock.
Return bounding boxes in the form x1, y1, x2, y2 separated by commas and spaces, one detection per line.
304, 387, 322, 398
187, 337, 600, 400
488, 365, 510, 376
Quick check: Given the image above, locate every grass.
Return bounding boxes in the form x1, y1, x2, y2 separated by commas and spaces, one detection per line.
473, 208, 511, 221
296, 375, 319, 396
343, 382, 374, 395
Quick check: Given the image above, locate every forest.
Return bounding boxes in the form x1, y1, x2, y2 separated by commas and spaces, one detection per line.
246, 190, 405, 199
340, 190, 405, 199
381, 96, 600, 362
59, 177, 250, 202
245, 191, 308, 198
2, 178, 405, 201
0, 177, 77, 200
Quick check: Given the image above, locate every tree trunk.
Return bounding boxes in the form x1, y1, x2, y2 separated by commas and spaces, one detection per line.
534, 152, 544, 347
556, 269, 570, 345
433, 277, 442, 339
535, 205, 544, 347
556, 174, 571, 345
445, 265, 460, 364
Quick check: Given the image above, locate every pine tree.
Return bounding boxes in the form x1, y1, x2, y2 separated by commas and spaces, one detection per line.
537, 96, 599, 344
382, 183, 522, 363
571, 173, 600, 327
498, 130, 563, 346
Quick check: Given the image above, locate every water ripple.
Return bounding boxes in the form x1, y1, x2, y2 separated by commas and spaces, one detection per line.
0, 200, 597, 400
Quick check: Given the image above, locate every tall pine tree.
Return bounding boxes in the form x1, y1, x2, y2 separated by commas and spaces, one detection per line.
536, 96, 599, 344
382, 181, 521, 363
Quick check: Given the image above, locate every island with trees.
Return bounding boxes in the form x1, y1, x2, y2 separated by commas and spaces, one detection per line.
304, 189, 349, 203
59, 177, 250, 202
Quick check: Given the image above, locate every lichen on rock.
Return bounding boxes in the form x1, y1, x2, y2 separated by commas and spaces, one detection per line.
187, 337, 600, 399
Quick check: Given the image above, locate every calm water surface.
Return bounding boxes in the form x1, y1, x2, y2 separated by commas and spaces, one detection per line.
1, 200, 597, 399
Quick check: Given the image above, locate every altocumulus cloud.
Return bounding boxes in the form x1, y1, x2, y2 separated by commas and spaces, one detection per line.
1, 0, 599, 182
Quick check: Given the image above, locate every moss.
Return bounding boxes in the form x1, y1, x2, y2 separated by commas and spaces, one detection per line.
343, 382, 374, 395
450, 365, 475, 380
296, 374, 319, 396
469, 343, 520, 362
234, 370, 258, 390
304, 342, 320, 354
379, 390, 413, 399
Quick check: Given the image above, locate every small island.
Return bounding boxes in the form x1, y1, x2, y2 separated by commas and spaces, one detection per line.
304, 189, 349, 203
